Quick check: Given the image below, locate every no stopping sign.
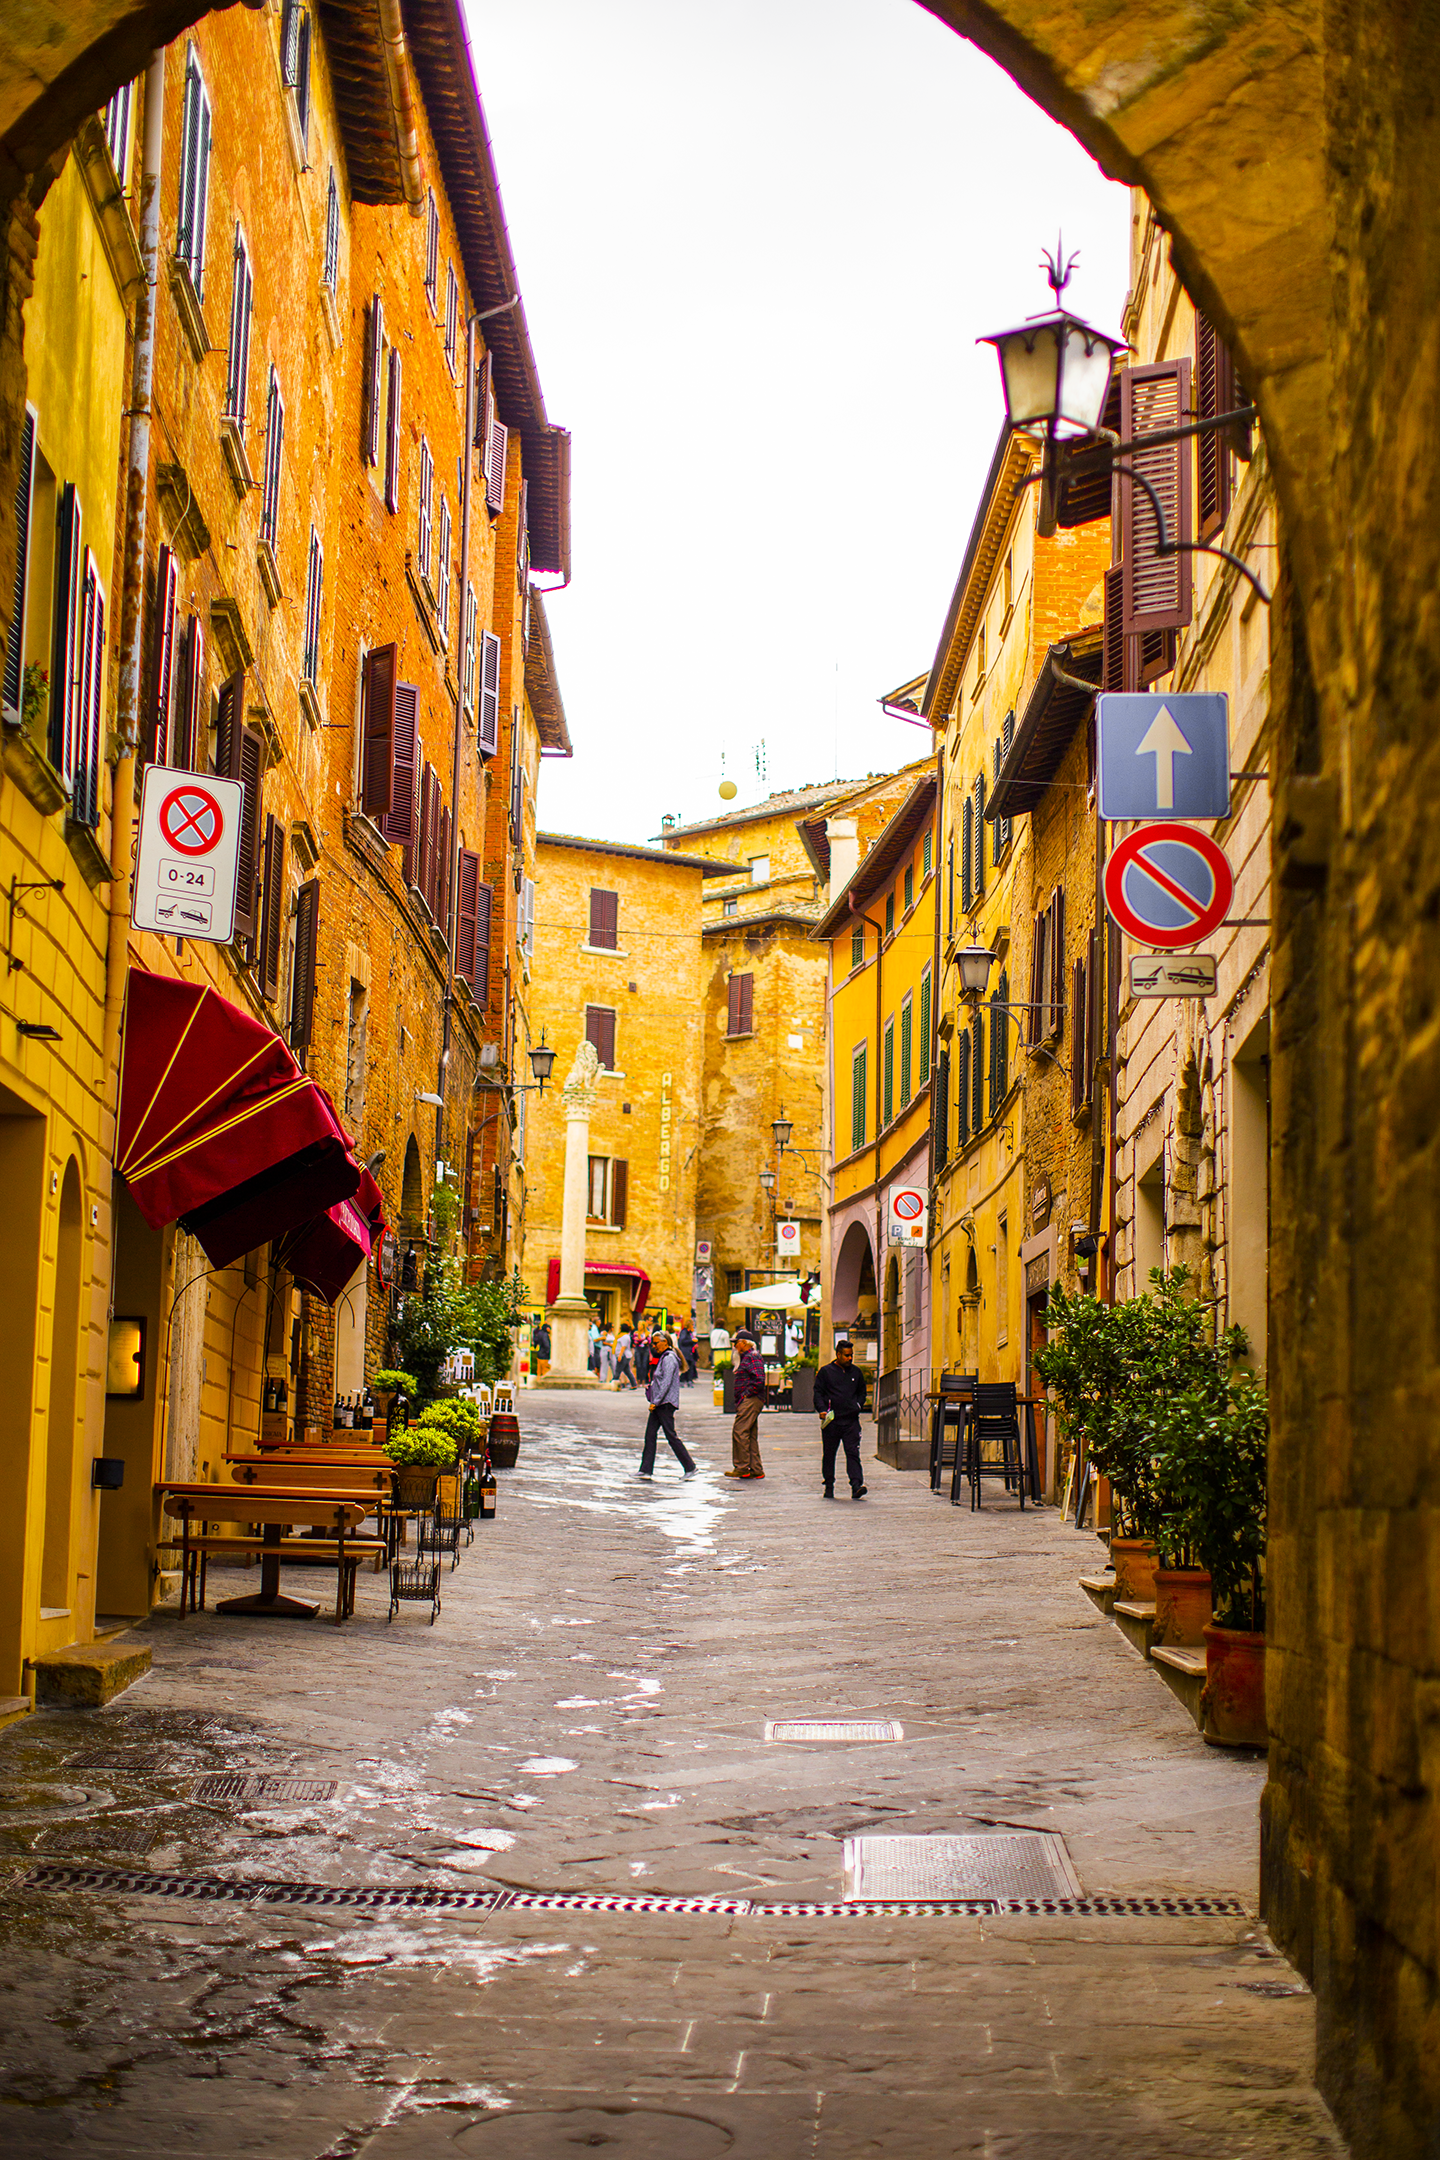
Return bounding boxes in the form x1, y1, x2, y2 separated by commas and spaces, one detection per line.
1103, 824, 1233, 949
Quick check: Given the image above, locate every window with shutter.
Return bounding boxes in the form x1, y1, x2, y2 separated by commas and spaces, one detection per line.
961, 795, 973, 908
290, 877, 319, 1055
1195, 311, 1240, 539
919, 966, 931, 1085
436, 495, 451, 645
50, 483, 82, 786
444, 264, 458, 374
993, 970, 1010, 1109
946, 840, 954, 940
72, 555, 105, 830
509, 728, 522, 842
172, 614, 203, 770
850, 922, 864, 972
522, 876, 535, 959
231, 721, 264, 942
726, 971, 753, 1036
923, 826, 932, 879
933, 1045, 949, 1169
903, 865, 913, 914
176, 47, 212, 299
260, 369, 284, 547
1120, 359, 1194, 635
472, 878, 492, 1003
1102, 563, 1128, 694
610, 1160, 628, 1228
588, 888, 618, 950
585, 1006, 616, 1070
102, 80, 134, 187
461, 585, 477, 711
436, 802, 451, 936
361, 296, 384, 466
517, 477, 529, 588
424, 190, 438, 308
143, 542, 177, 765
956, 1031, 971, 1146
478, 628, 501, 754
455, 847, 481, 987
884, 892, 895, 939
900, 994, 913, 1108
851, 1043, 867, 1150
1048, 888, 1066, 1041
322, 167, 339, 291
384, 347, 402, 512
1071, 953, 1087, 1113
259, 814, 285, 998
973, 773, 986, 896
381, 681, 417, 848
214, 664, 245, 780
2, 404, 35, 718
417, 438, 433, 584
302, 526, 323, 683
360, 642, 396, 817
224, 225, 252, 430
475, 350, 493, 453
971, 1013, 984, 1132
486, 414, 507, 514
883, 1018, 894, 1128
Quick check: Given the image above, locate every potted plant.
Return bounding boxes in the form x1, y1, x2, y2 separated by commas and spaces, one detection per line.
788, 1350, 818, 1416
414, 1397, 482, 1456
382, 1422, 457, 1511
1173, 1369, 1268, 1746
372, 1368, 418, 1436
1035, 1278, 1155, 1590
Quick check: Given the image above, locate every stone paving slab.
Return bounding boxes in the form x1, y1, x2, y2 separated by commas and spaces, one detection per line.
0, 1394, 1342, 2156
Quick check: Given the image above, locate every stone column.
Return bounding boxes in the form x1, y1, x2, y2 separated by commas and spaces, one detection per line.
536, 1041, 601, 1389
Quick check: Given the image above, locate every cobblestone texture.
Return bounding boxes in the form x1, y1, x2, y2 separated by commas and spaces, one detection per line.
0, 1394, 1342, 2156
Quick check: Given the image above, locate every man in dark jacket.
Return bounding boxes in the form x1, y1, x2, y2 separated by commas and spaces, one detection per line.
814, 1339, 868, 1499
728, 1331, 767, 1479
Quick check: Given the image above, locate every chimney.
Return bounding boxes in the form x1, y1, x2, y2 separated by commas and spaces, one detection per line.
825, 817, 859, 904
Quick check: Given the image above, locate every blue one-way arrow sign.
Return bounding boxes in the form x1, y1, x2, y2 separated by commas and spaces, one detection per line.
1097, 692, 1231, 822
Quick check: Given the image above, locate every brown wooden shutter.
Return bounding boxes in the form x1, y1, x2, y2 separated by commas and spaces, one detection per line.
360, 643, 397, 816
3, 405, 34, 717
738, 972, 753, 1033
585, 1006, 616, 1069
610, 1159, 628, 1229
486, 415, 507, 514
290, 876, 320, 1054
475, 350, 493, 453
472, 880, 492, 1003
414, 763, 432, 900
589, 888, 618, 949
1120, 359, 1193, 636
1102, 565, 1126, 695
215, 665, 245, 778
1029, 911, 1046, 1047
1071, 955, 1086, 1113
727, 973, 742, 1035
171, 613, 204, 770
382, 680, 417, 848
362, 296, 383, 466
259, 812, 285, 998
455, 847, 481, 987
1049, 887, 1066, 1040
972, 774, 986, 896
436, 800, 451, 932
145, 544, 179, 765
1195, 312, 1236, 539
384, 345, 402, 511
232, 722, 264, 941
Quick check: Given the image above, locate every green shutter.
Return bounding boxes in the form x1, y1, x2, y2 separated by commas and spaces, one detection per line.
923, 827, 932, 878
971, 1013, 984, 1131
957, 1033, 971, 1145
883, 1019, 894, 1127
852, 1044, 867, 1150
919, 969, 931, 1084
995, 970, 1009, 1102
900, 997, 912, 1107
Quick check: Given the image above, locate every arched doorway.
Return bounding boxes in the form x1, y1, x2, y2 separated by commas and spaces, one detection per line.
40, 1159, 83, 1614
882, 1254, 901, 1374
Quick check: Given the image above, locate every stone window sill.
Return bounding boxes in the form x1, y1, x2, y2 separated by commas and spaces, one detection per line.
581, 943, 629, 958
319, 281, 340, 353
65, 818, 111, 890
257, 537, 282, 607
220, 415, 255, 499
298, 679, 323, 731
167, 256, 212, 367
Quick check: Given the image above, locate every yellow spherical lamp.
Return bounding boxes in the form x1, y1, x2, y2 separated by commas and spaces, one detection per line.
718, 779, 738, 801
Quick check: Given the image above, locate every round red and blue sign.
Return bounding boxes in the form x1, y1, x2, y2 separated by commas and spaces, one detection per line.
1103, 823, 1233, 950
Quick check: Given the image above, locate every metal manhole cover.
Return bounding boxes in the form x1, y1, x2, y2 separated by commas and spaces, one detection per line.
192, 1775, 336, 1804
450, 2109, 733, 2155
844, 1832, 1082, 1902
37, 1821, 156, 1857
764, 1719, 904, 1744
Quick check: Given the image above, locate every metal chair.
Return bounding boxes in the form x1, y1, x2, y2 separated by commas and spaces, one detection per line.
932, 1374, 977, 1497
965, 1381, 1025, 1510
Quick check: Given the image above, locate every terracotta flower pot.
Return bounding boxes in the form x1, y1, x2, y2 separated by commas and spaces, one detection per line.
1153, 1567, 1212, 1646
1201, 1624, 1267, 1747
1109, 1537, 1159, 1604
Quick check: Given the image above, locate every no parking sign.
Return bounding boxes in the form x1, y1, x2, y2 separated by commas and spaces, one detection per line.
888, 1186, 928, 1247
131, 764, 247, 942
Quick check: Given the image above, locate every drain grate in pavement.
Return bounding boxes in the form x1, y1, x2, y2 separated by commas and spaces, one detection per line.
22, 1865, 1248, 1921
765, 1719, 904, 1744
36, 1821, 157, 1857
845, 1832, 1082, 1902
192, 1775, 337, 1804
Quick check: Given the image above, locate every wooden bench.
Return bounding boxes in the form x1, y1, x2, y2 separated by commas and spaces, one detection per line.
157, 1484, 374, 1624
162, 1534, 389, 1618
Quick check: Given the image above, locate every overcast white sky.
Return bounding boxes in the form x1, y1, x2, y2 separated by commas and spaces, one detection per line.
469, 0, 1130, 844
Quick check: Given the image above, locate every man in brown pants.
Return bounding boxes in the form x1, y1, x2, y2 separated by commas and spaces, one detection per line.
727, 1331, 767, 1479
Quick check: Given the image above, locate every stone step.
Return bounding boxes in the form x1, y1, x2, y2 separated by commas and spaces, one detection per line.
1079, 1572, 1116, 1616
1113, 1599, 1158, 1658
31, 1639, 151, 1708
1152, 1644, 1207, 1730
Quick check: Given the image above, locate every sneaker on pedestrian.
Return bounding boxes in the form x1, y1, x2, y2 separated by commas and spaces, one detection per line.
724, 1469, 749, 1478
682, 1468, 698, 1479
637, 1470, 653, 1480
851, 1485, 867, 1500
751, 1470, 766, 1479
823, 1485, 835, 1500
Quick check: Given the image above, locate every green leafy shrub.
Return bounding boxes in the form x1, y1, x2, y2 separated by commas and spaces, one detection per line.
381, 1426, 457, 1470
372, 1369, 418, 1399
415, 1398, 481, 1449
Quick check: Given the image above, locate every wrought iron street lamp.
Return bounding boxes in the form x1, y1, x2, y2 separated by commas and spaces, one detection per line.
957, 946, 997, 1000
759, 1168, 776, 1193
527, 1031, 556, 1092
771, 1110, 794, 1154
980, 244, 1125, 440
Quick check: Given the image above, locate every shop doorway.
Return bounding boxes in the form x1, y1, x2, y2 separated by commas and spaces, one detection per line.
40, 1159, 83, 1615
97, 1185, 168, 1619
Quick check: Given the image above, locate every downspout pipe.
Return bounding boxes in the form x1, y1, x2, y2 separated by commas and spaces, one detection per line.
105, 49, 163, 1092
436, 313, 477, 1177
850, 894, 887, 1363
376, 0, 426, 216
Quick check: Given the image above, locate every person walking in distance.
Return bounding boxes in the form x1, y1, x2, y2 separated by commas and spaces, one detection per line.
676, 1319, 699, 1387
814, 1337, 868, 1499
638, 1330, 697, 1480
728, 1330, 767, 1480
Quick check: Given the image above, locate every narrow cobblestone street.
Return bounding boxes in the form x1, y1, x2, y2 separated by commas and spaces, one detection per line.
1, 1398, 1339, 2157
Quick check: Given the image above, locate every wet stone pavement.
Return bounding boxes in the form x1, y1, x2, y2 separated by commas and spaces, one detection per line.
0, 1392, 1341, 2158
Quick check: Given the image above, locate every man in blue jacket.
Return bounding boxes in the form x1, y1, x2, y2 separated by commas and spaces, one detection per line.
814, 1338, 868, 1499
638, 1330, 697, 1479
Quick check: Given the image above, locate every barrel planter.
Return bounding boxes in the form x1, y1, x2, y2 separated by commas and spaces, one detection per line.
488, 1411, 521, 1469
1201, 1625, 1267, 1747
1153, 1567, 1213, 1646
1109, 1537, 1159, 1603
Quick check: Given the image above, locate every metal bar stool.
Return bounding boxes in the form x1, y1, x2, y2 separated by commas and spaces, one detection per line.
966, 1381, 1025, 1510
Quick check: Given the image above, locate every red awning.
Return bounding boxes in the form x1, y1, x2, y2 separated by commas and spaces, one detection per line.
117, 967, 360, 1268
546, 1256, 652, 1316
274, 1171, 386, 1306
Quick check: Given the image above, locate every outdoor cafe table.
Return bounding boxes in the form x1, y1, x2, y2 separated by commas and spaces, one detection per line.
157, 1481, 374, 1623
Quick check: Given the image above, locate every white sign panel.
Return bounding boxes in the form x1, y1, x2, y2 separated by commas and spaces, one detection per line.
131, 764, 246, 942
776, 1220, 802, 1261
888, 1186, 928, 1247
1129, 952, 1218, 999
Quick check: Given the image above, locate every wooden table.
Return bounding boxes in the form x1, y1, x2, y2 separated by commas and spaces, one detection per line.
157, 1482, 375, 1623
